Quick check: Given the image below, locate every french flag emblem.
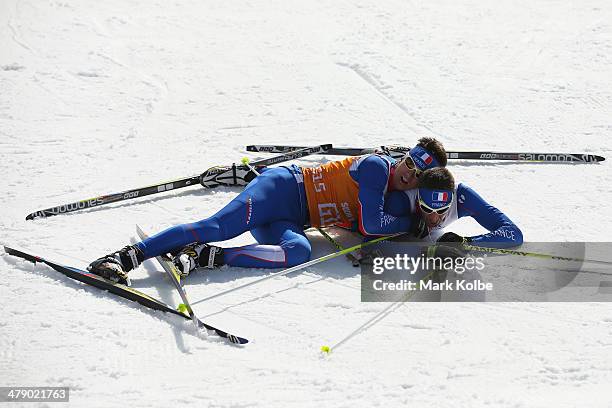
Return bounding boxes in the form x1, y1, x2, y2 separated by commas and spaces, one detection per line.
432, 191, 449, 202
420, 152, 433, 165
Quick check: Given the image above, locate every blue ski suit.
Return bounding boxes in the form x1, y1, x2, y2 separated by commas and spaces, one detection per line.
136, 155, 408, 268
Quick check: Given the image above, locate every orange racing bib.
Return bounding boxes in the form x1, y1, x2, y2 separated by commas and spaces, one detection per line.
302, 157, 361, 227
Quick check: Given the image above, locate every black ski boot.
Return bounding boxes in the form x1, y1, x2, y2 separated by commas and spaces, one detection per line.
173, 243, 224, 277
87, 245, 144, 286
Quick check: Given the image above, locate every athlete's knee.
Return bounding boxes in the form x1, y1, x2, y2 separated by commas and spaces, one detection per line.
282, 238, 311, 266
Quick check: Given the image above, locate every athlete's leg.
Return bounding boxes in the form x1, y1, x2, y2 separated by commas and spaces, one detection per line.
221, 220, 311, 268
136, 167, 306, 259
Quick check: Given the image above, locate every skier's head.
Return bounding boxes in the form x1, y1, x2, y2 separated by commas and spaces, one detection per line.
417, 167, 455, 228
392, 137, 447, 190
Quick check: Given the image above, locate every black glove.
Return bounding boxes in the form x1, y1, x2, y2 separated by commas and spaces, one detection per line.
437, 232, 471, 244
431, 233, 470, 261
410, 215, 428, 239
427, 244, 467, 261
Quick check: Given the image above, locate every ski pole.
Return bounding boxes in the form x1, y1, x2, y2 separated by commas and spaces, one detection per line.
462, 244, 612, 266
321, 301, 403, 354
191, 233, 403, 306
317, 227, 361, 267
321, 269, 436, 354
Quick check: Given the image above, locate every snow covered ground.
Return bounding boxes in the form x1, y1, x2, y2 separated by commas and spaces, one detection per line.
1, 0, 612, 406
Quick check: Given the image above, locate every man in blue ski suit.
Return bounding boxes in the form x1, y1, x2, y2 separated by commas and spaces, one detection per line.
384, 167, 523, 248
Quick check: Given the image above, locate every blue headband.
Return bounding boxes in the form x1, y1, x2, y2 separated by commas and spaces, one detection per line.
408, 145, 440, 171
418, 188, 454, 210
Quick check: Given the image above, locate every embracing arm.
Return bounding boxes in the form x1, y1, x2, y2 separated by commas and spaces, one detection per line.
356, 156, 411, 236
457, 184, 523, 248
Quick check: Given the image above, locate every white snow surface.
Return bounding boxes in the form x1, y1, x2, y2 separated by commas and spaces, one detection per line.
2, 0, 612, 406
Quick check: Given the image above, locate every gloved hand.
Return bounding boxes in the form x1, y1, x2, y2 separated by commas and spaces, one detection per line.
426, 244, 467, 261
437, 232, 471, 244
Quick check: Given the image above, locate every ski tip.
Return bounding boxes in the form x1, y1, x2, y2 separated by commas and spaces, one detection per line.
4, 245, 16, 255
196, 320, 249, 345
574, 154, 605, 163
228, 334, 249, 345
320, 345, 331, 354
3, 246, 41, 264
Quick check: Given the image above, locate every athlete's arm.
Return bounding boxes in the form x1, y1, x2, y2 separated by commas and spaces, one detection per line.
457, 184, 523, 247
384, 190, 413, 216
354, 156, 411, 235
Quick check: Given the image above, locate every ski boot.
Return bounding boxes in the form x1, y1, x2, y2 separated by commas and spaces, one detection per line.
173, 243, 224, 277
87, 245, 144, 286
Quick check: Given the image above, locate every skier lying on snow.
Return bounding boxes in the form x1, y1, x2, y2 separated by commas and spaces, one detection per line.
384, 166, 523, 253
87, 138, 448, 285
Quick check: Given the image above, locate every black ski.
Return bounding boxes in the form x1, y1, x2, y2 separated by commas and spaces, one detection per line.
3, 246, 248, 345
247, 144, 387, 157
246, 144, 605, 163
26, 144, 332, 220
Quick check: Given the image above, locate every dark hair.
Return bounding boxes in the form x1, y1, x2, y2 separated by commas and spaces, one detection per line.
417, 137, 447, 167
418, 167, 455, 190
